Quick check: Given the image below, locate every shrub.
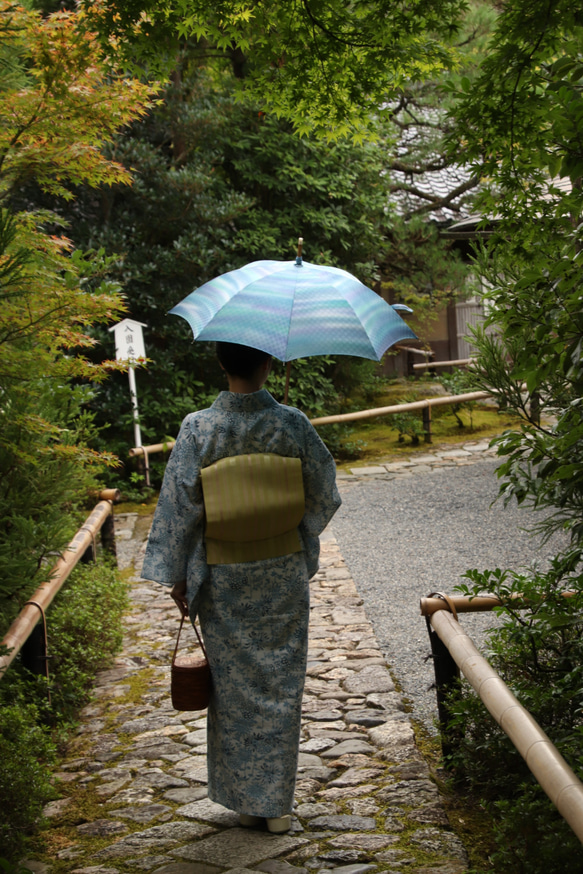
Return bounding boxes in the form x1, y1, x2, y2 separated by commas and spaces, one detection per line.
447, 563, 583, 871
0, 705, 56, 859
439, 368, 476, 428
317, 423, 368, 460
0, 558, 128, 858
392, 411, 424, 444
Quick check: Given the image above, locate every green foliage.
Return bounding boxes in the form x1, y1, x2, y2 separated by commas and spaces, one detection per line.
380, 217, 468, 319
85, 0, 467, 139
0, 3, 153, 204
437, 6, 583, 862
39, 559, 128, 722
331, 358, 386, 407
0, 221, 127, 629
0, 559, 127, 860
0, 224, 129, 628
392, 411, 423, 444
2, 559, 128, 723
467, 237, 583, 551
450, 563, 583, 872
439, 368, 476, 428
317, 423, 368, 461
0, 3, 154, 614
267, 358, 337, 418
58, 68, 413, 455
0, 858, 38, 874
0, 704, 56, 860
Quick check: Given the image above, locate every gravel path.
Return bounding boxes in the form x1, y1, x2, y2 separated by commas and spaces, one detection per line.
330, 455, 565, 734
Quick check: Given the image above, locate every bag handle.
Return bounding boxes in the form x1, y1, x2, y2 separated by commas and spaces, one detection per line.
172, 613, 208, 666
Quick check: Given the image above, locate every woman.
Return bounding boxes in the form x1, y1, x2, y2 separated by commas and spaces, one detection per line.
142, 342, 341, 833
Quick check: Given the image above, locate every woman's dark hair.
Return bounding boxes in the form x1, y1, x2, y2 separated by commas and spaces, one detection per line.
216, 342, 272, 379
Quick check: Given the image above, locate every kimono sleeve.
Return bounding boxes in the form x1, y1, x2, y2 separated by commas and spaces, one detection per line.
297, 416, 342, 577
141, 416, 204, 587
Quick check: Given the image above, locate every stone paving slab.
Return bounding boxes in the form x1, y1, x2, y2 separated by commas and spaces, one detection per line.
35, 475, 470, 874
346, 440, 497, 482
346, 441, 497, 479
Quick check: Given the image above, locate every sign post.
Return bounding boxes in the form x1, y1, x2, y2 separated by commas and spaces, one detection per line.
108, 319, 149, 483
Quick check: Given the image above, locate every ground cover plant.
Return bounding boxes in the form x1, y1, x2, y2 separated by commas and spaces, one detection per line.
317, 376, 524, 468
0, 559, 127, 862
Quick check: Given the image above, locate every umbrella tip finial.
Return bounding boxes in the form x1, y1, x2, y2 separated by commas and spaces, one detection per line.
295, 237, 303, 266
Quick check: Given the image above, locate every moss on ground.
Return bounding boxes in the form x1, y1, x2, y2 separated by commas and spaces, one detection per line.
411, 718, 497, 872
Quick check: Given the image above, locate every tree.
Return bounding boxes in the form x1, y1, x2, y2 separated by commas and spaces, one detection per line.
452, 0, 583, 572
444, 1, 583, 867
0, 1, 154, 626
84, 0, 468, 139
51, 6, 501, 456
376, 1, 495, 339
56, 66, 410, 456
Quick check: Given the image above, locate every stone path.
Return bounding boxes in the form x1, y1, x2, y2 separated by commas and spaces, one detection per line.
340, 440, 497, 482
36, 455, 479, 874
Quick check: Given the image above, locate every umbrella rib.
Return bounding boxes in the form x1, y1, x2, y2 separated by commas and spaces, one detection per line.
340, 293, 380, 359
282, 270, 302, 362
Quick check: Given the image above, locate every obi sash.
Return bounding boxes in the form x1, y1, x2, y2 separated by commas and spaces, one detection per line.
201, 453, 305, 564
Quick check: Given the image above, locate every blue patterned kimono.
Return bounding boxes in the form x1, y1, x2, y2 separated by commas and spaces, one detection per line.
142, 389, 341, 817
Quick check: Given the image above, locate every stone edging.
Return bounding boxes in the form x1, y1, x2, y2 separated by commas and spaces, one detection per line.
341, 441, 497, 480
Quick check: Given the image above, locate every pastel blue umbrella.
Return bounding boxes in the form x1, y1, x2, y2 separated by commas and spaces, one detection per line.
170, 256, 417, 363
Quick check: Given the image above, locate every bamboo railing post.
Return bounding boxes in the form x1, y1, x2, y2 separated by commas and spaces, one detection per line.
425, 615, 461, 760
101, 511, 117, 557
424, 593, 462, 760
81, 540, 96, 563
530, 390, 541, 426
422, 405, 432, 443
20, 622, 47, 677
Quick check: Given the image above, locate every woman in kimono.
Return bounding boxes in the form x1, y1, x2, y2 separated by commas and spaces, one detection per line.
142, 342, 341, 833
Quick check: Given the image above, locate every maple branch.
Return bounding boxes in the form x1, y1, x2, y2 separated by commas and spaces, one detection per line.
389, 174, 481, 217
388, 157, 451, 174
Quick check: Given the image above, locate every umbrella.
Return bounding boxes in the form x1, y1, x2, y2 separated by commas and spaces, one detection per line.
169, 242, 417, 399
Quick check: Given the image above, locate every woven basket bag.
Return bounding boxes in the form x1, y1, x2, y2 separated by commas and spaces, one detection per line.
171, 613, 212, 711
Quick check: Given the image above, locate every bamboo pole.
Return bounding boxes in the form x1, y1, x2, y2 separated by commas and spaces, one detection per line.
394, 345, 432, 356
0, 500, 113, 678
310, 391, 490, 426
413, 357, 475, 371
430, 609, 583, 843
130, 440, 174, 458
97, 488, 121, 502
420, 590, 576, 616
421, 593, 505, 615
129, 390, 493, 457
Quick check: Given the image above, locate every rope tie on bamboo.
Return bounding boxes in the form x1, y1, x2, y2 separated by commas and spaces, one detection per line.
78, 524, 97, 560
23, 600, 51, 704
427, 591, 459, 622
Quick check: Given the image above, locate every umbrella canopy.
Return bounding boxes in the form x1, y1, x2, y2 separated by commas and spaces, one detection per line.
169, 258, 417, 362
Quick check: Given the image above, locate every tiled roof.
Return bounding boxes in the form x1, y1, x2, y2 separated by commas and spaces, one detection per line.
388, 113, 477, 223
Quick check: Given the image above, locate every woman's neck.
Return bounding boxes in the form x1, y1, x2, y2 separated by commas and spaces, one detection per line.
224, 360, 272, 394
226, 375, 265, 394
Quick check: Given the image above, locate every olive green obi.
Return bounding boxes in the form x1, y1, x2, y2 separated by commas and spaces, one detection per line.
201, 453, 305, 564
